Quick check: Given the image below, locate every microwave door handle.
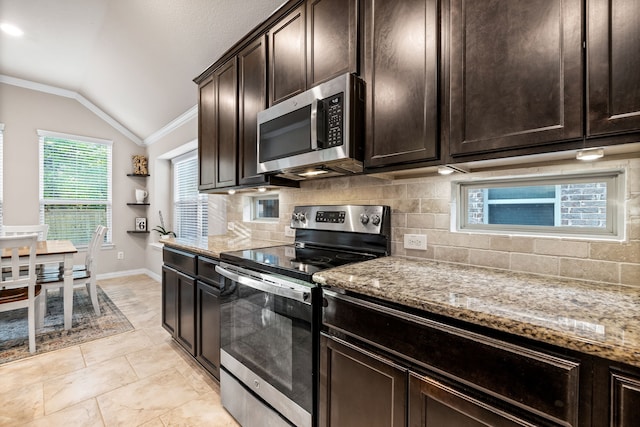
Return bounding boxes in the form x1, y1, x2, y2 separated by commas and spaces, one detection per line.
310, 98, 318, 150
215, 265, 312, 305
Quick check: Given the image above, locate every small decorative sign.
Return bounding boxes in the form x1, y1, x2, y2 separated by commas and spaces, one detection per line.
132, 155, 148, 175
135, 217, 147, 231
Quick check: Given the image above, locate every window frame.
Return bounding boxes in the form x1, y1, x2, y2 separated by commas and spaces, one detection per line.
38, 130, 113, 247
172, 150, 208, 239
453, 170, 626, 240
250, 194, 280, 222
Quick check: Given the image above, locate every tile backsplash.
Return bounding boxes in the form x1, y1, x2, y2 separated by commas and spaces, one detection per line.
226, 157, 639, 287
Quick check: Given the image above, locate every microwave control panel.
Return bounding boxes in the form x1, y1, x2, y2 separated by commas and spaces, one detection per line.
324, 93, 343, 147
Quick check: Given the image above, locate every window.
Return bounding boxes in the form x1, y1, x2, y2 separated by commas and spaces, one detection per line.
38, 130, 112, 246
173, 151, 208, 239
251, 195, 280, 221
455, 170, 624, 239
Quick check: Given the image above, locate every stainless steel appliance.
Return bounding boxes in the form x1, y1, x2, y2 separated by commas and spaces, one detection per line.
216, 205, 391, 427
257, 73, 365, 180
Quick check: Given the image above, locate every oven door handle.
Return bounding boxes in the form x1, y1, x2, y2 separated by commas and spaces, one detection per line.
215, 265, 312, 305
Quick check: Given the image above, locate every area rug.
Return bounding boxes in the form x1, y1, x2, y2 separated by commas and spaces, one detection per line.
0, 286, 134, 365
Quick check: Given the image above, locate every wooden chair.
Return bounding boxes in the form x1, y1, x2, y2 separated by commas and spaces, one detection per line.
3, 224, 49, 241
38, 225, 107, 318
0, 234, 42, 353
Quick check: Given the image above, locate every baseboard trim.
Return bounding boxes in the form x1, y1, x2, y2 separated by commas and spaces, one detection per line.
97, 269, 161, 283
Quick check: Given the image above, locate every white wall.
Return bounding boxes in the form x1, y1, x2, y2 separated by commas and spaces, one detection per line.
0, 83, 149, 273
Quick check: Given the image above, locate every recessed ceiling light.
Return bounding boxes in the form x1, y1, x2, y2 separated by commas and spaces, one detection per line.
0, 22, 24, 37
576, 148, 604, 161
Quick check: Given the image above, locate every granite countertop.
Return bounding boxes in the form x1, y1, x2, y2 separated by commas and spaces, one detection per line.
162, 235, 282, 258
313, 256, 640, 368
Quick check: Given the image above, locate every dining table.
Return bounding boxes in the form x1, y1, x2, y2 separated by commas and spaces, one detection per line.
1, 240, 78, 330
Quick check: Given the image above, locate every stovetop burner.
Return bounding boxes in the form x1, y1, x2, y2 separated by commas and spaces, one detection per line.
220, 205, 391, 283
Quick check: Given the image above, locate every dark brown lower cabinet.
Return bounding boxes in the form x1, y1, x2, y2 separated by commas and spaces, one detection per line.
162, 265, 196, 356
319, 334, 407, 427
408, 373, 539, 427
195, 280, 221, 379
611, 370, 640, 427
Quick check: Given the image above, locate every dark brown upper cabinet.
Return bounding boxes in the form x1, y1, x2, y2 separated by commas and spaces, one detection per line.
363, 0, 440, 169
448, 0, 583, 157
197, 58, 238, 190
269, 0, 358, 106
269, 4, 307, 105
238, 36, 268, 186
212, 58, 238, 188
307, 0, 358, 87
198, 76, 216, 190
587, 0, 640, 137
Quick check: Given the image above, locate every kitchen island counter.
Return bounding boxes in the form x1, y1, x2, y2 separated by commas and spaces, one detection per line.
313, 256, 640, 367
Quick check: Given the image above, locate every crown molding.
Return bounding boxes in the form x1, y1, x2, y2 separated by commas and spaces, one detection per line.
143, 104, 198, 146
0, 74, 144, 145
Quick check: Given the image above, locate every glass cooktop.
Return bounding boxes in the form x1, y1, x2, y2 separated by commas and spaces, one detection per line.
220, 244, 376, 283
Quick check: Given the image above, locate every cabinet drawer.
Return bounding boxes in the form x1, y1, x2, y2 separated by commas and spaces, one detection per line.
163, 247, 197, 276
323, 291, 580, 426
197, 257, 221, 287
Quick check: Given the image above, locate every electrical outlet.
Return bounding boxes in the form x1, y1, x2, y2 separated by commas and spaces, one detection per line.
117, 251, 124, 260
404, 234, 427, 250
227, 222, 234, 231
284, 226, 295, 237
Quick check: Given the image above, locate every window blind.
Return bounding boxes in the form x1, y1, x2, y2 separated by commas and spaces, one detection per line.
38, 130, 112, 246
173, 151, 208, 239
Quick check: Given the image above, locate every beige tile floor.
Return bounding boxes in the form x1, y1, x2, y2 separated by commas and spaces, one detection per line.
0, 274, 240, 427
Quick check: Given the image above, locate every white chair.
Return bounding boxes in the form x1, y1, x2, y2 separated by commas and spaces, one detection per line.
0, 234, 42, 353
3, 224, 49, 241
38, 225, 107, 318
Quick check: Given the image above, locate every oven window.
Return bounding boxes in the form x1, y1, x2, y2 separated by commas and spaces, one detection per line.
259, 105, 312, 162
220, 280, 313, 412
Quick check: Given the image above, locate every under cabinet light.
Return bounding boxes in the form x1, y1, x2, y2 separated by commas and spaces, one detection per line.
258, 187, 267, 193
227, 189, 236, 195
576, 148, 604, 161
437, 166, 455, 175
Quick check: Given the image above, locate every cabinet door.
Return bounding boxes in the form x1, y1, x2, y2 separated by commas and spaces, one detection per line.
587, 0, 640, 136
161, 266, 177, 335
319, 334, 407, 427
212, 58, 238, 188
269, 4, 306, 105
198, 76, 216, 190
363, 0, 439, 168
238, 36, 268, 186
611, 371, 640, 427
409, 373, 541, 427
196, 280, 221, 379
176, 270, 196, 356
307, 0, 358, 87
448, 0, 583, 156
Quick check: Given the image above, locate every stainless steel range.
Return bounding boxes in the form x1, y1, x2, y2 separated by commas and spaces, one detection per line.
216, 205, 391, 427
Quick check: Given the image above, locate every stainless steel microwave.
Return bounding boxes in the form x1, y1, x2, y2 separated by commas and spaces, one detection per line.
257, 73, 365, 180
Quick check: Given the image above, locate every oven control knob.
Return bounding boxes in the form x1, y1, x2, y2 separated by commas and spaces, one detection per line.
360, 213, 369, 225
292, 212, 306, 222
371, 214, 381, 226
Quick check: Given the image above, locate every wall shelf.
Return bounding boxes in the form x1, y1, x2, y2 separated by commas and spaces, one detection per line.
127, 230, 150, 234
127, 202, 150, 206
127, 173, 150, 177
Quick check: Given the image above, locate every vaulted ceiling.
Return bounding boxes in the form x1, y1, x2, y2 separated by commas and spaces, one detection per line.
0, 0, 283, 144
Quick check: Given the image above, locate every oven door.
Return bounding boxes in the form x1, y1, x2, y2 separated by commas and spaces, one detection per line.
216, 263, 316, 427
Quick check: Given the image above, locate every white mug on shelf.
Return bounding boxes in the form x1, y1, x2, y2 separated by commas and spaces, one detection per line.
135, 189, 148, 203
